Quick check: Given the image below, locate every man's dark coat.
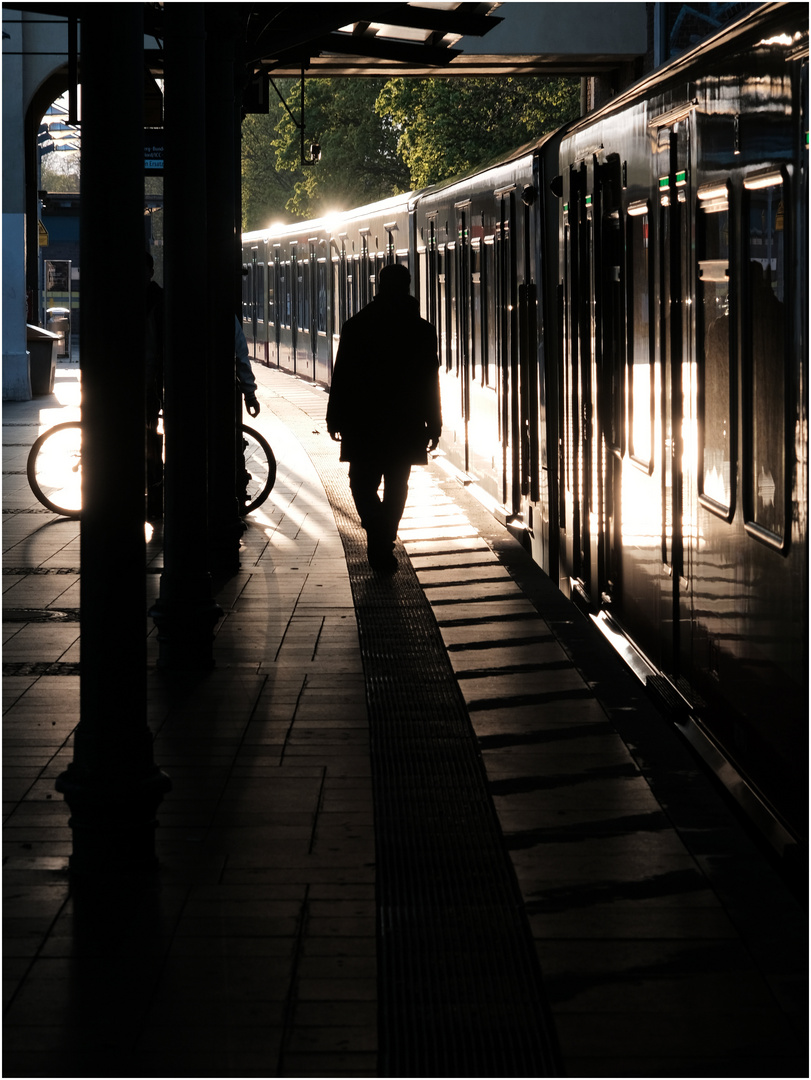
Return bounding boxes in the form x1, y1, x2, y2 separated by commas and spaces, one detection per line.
326, 293, 442, 465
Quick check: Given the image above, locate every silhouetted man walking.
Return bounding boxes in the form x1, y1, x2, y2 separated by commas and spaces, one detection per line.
327, 263, 442, 572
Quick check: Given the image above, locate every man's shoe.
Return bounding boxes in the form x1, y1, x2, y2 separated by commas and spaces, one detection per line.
367, 540, 397, 573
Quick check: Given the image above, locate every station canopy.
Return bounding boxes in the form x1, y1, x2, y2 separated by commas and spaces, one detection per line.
240, 2, 505, 76
143, 2, 647, 80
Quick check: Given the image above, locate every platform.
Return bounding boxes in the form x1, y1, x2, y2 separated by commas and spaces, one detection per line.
2, 359, 807, 1078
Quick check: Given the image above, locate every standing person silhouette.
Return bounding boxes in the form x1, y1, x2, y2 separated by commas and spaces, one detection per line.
235, 316, 260, 417
145, 251, 164, 520
327, 263, 441, 572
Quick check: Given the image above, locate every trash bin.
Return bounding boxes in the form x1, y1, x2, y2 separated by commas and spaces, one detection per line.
26, 324, 60, 395
46, 307, 71, 358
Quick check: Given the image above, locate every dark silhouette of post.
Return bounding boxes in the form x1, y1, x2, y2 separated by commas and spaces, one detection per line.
55, 6, 170, 875
206, 6, 244, 579
150, 3, 223, 667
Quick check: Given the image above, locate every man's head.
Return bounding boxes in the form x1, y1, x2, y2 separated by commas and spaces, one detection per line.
377, 263, 411, 298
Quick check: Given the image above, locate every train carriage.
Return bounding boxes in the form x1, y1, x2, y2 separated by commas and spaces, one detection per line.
413, 130, 566, 575
241, 2, 808, 854
242, 192, 415, 387
555, 1, 808, 846
414, 153, 535, 525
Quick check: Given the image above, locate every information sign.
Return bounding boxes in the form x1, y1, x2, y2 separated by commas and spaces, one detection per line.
144, 131, 164, 175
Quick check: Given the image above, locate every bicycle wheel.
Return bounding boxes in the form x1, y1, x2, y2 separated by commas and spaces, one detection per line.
27, 421, 83, 518
240, 424, 276, 515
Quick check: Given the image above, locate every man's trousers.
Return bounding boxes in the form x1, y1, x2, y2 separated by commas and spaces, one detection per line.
348, 459, 411, 544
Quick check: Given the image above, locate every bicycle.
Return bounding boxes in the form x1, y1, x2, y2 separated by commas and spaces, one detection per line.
26, 420, 276, 520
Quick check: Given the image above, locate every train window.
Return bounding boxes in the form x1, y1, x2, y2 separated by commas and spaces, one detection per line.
350, 256, 359, 317
743, 172, 787, 544
297, 259, 308, 333
339, 246, 349, 328
483, 238, 495, 389
360, 236, 370, 308
627, 203, 653, 470
273, 251, 282, 331
373, 252, 382, 300
255, 262, 265, 323
374, 253, 385, 296
471, 242, 483, 385
427, 219, 438, 328
282, 260, 292, 329
242, 263, 251, 321
271, 262, 278, 328
316, 259, 327, 334
697, 184, 733, 514
386, 225, 402, 266
437, 249, 448, 368
446, 243, 457, 374
331, 259, 339, 336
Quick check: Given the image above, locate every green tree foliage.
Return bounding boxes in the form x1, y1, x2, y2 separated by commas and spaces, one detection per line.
375, 76, 580, 188
271, 78, 410, 219
240, 74, 580, 227
241, 95, 301, 231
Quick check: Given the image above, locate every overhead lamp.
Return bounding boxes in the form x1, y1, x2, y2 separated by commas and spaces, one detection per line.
268, 67, 322, 167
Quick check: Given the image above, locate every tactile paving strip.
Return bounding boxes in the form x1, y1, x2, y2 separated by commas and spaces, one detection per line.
264, 387, 560, 1078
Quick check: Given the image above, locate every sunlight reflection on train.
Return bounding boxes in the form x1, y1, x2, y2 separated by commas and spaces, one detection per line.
619, 364, 703, 549
466, 412, 501, 470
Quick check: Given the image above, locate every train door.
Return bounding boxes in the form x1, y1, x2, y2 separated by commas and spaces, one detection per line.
520, 195, 539, 496
255, 257, 267, 365
290, 244, 299, 373
656, 118, 693, 675
360, 234, 371, 310
495, 187, 519, 515
248, 246, 260, 360
297, 253, 310, 378
518, 190, 540, 528
426, 217, 438, 328
308, 240, 318, 378
437, 244, 448, 369
241, 258, 251, 343
315, 249, 328, 384
594, 156, 625, 608
455, 202, 472, 474
563, 162, 593, 602
271, 249, 281, 366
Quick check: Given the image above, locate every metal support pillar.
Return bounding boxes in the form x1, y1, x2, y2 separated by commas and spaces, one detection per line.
55, 6, 170, 876
206, 6, 244, 579
151, 3, 222, 667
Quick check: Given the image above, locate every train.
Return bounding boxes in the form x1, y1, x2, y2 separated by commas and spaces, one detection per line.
242, 3, 808, 858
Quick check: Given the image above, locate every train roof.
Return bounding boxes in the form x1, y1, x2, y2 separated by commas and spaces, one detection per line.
243, 190, 416, 244
410, 126, 565, 205
562, 1, 807, 139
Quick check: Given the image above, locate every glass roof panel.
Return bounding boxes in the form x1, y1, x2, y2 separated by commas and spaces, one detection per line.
369, 23, 434, 44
